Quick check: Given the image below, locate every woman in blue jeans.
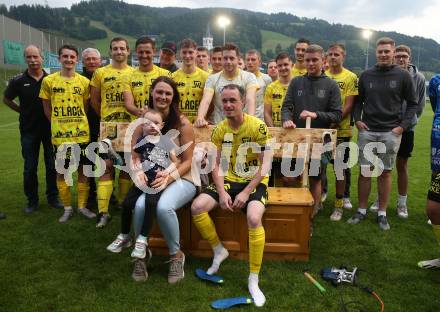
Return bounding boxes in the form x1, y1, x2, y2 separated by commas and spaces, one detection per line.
131, 77, 196, 283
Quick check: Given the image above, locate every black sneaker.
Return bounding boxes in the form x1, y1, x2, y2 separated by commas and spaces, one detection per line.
377, 215, 390, 231
347, 211, 366, 224
48, 197, 63, 209
24, 204, 38, 214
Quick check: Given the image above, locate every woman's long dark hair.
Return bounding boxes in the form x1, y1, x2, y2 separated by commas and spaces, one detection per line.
148, 76, 181, 133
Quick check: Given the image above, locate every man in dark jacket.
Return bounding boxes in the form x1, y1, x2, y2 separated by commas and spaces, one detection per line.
281, 44, 342, 215
349, 37, 418, 230
3, 45, 61, 213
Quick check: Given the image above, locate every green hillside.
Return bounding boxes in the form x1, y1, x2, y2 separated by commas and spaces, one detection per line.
261, 30, 296, 53
90, 21, 136, 54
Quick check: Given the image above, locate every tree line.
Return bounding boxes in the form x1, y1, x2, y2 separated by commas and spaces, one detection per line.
2, 0, 440, 72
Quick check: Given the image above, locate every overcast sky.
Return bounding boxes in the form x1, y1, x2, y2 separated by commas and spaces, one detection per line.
2, 0, 440, 43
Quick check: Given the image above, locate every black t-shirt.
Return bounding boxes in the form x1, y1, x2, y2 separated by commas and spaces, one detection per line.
134, 136, 172, 186
4, 70, 50, 134
81, 69, 100, 141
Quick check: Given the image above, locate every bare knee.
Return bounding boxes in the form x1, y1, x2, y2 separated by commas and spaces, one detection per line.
191, 195, 211, 215
247, 212, 262, 228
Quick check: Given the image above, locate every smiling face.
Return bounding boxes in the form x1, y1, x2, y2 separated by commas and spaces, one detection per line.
180, 46, 197, 67
110, 40, 129, 64
376, 43, 395, 66
151, 81, 174, 112
221, 87, 244, 119
136, 43, 155, 68
83, 50, 101, 73
160, 49, 175, 67
295, 42, 309, 63
59, 48, 78, 70
305, 51, 324, 77
394, 50, 410, 69
276, 57, 292, 79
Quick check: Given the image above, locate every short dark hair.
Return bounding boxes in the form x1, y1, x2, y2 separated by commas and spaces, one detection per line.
179, 38, 197, 50
395, 44, 411, 56
58, 44, 78, 57
328, 43, 346, 52
135, 36, 155, 49
222, 42, 240, 57
295, 38, 310, 47
246, 49, 261, 60
275, 52, 292, 62
197, 46, 209, 53
222, 83, 245, 101
110, 37, 129, 50
211, 46, 223, 55
376, 37, 395, 47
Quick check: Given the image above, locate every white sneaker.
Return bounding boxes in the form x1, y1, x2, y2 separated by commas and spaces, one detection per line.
96, 213, 111, 228
397, 203, 408, 219
343, 198, 353, 210
131, 236, 148, 259
321, 192, 328, 203
107, 234, 132, 253
59, 209, 73, 223
78, 207, 96, 219
428, 219, 432, 225
330, 208, 343, 221
370, 200, 379, 213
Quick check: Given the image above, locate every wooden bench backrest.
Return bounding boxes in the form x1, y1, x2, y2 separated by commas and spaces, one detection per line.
100, 122, 337, 187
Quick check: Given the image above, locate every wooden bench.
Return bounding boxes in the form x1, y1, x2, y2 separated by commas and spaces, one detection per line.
100, 122, 337, 261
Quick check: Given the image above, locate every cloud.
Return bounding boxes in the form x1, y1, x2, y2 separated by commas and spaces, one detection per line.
2, 0, 440, 42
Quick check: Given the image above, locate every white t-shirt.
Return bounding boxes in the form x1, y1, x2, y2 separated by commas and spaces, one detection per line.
254, 71, 272, 120
204, 69, 259, 124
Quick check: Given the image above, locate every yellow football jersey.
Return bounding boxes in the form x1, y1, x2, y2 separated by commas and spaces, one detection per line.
124, 65, 171, 109
172, 67, 209, 123
264, 80, 290, 127
90, 64, 134, 122
211, 114, 270, 185
325, 68, 358, 137
39, 72, 90, 145
291, 64, 307, 78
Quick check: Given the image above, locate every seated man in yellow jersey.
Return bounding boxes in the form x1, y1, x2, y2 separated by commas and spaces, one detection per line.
90, 37, 134, 228
194, 43, 258, 127
210, 46, 223, 75
196, 46, 210, 72
124, 36, 171, 117
324, 43, 358, 221
245, 49, 272, 121
172, 39, 209, 123
264, 52, 293, 186
40, 44, 95, 223
191, 84, 271, 307
291, 38, 310, 78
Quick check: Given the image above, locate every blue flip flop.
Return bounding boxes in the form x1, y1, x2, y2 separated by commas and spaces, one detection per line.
211, 297, 254, 309
195, 268, 224, 284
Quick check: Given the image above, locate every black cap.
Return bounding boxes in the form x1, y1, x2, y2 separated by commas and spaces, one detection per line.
161, 41, 177, 54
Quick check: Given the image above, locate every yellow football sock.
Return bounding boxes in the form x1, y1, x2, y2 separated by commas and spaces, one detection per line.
334, 198, 343, 209
193, 212, 220, 247
249, 227, 265, 274
57, 179, 71, 207
77, 182, 90, 209
118, 178, 132, 206
433, 224, 440, 247
97, 180, 113, 214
